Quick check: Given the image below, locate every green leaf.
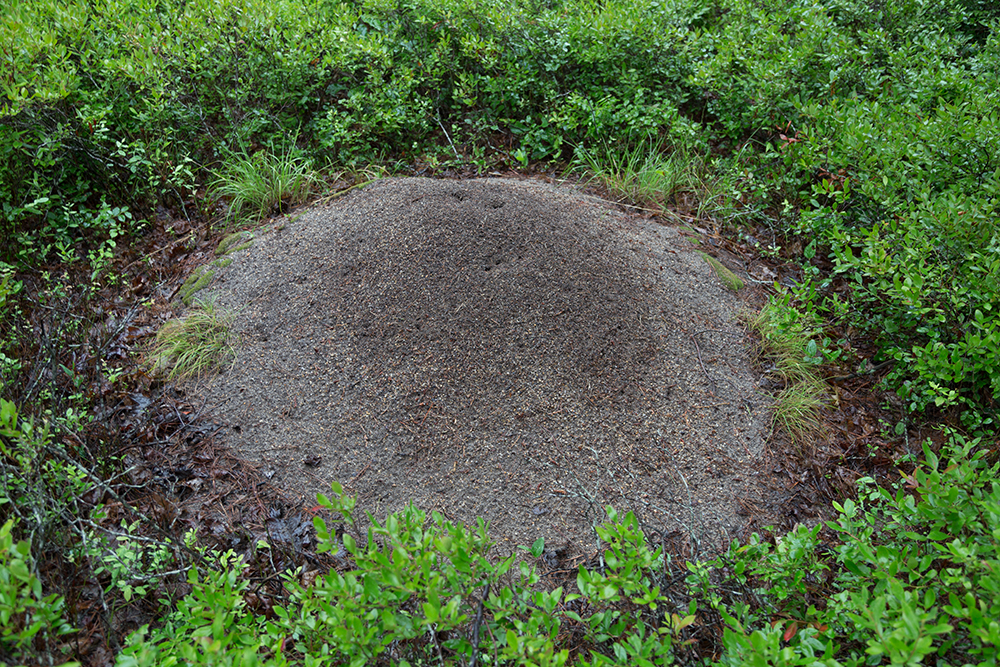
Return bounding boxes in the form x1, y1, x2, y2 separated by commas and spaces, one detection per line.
530, 537, 545, 558
8, 558, 31, 583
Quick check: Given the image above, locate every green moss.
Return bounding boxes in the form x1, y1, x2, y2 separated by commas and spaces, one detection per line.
213, 257, 233, 268
178, 267, 203, 293
699, 252, 743, 291
215, 231, 253, 256
180, 267, 216, 305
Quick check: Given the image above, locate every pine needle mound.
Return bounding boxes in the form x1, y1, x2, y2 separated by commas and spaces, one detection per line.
197, 177, 771, 549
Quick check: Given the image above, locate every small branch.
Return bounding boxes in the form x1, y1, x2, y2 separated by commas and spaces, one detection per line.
827, 359, 894, 382
430, 623, 445, 665
469, 581, 490, 667
48, 437, 204, 565
690, 334, 717, 396
437, 112, 461, 161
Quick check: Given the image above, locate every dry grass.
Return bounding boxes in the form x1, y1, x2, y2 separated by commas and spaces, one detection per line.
148, 300, 235, 380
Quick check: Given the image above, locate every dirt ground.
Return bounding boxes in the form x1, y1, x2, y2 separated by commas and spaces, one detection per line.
193, 177, 772, 554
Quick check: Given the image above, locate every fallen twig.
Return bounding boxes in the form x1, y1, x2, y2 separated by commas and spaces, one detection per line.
690, 334, 717, 396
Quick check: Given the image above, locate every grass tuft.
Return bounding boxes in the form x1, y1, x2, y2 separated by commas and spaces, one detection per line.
148, 300, 235, 381
574, 135, 699, 213
747, 303, 823, 387
210, 144, 318, 225
772, 378, 827, 444
746, 301, 830, 450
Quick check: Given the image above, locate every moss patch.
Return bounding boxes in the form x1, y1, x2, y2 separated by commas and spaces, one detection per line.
181, 253, 239, 305
216, 231, 254, 256
180, 266, 216, 305
699, 252, 744, 291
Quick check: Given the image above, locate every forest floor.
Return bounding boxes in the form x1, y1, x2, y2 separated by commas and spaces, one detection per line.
32, 173, 908, 665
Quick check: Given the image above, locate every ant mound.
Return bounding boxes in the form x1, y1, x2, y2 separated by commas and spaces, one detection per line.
198, 177, 769, 550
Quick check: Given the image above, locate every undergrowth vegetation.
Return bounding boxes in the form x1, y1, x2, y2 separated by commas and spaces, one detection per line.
148, 300, 235, 380
3, 0, 1000, 663
7, 434, 1000, 666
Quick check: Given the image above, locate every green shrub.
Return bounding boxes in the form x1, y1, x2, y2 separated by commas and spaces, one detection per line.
792, 85, 1000, 422
690, 0, 1000, 425
111, 433, 1000, 665
1, 399, 81, 667
0, 519, 78, 667
711, 430, 1000, 666
2, 0, 712, 260
118, 483, 700, 666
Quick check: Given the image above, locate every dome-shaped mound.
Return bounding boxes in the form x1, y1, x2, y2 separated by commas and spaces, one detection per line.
198, 177, 769, 549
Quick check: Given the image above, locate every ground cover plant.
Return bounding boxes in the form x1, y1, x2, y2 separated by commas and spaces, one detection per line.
147, 299, 236, 380
2, 0, 999, 663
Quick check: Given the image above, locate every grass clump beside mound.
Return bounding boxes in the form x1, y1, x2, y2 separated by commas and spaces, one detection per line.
574, 135, 702, 214
149, 301, 235, 380
210, 145, 318, 225
747, 298, 831, 448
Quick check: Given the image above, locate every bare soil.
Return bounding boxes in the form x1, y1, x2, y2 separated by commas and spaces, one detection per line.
194, 177, 772, 552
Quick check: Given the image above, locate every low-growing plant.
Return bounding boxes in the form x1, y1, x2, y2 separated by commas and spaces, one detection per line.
746, 297, 834, 447
109, 431, 1000, 666
574, 135, 700, 213
748, 295, 834, 380
0, 519, 78, 667
0, 399, 92, 665
83, 520, 190, 603
148, 301, 235, 381
0, 269, 23, 390
210, 144, 318, 226
771, 378, 828, 449
119, 482, 703, 666
711, 430, 1000, 666
0, 399, 91, 549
